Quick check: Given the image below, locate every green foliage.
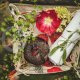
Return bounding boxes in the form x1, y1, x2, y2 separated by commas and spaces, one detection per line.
62, 49, 67, 63
0, 5, 39, 79
0, 16, 14, 34
24, 11, 36, 23
0, 49, 14, 80
17, 19, 24, 26
49, 46, 60, 56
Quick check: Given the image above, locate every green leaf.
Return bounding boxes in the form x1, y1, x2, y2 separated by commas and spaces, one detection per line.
31, 10, 37, 15
30, 18, 35, 23
49, 46, 60, 56
12, 28, 17, 32
60, 41, 67, 48
68, 31, 76, 40
17, 19, 23, 26
6, 32, 11, 36
25, 14, 33, 20
25, 21, 30, 27
62, 49, 67, 63
32, 37, 36, 41
37, 6, 43, 10
67, 30, 72, 32
22, 27, 27, 32
1, 22, 6, 27
0, 27, 6, 32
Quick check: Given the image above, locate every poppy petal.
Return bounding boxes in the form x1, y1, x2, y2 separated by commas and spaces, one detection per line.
36, 10, 62, 36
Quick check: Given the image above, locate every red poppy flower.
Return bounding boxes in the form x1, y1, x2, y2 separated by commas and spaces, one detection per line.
36, 10, 62, 36
38, 32, 61, 44
50, 32, 62, 43
38, 34, 48, 42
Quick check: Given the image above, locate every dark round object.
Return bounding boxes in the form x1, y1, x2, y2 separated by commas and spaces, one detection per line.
24, 37, 49, 65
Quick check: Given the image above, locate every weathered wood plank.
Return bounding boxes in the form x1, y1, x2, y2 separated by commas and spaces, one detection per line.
9, 0, 80, 5
15, 3, 80, 13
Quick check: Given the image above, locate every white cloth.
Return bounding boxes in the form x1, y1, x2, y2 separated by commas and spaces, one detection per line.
48, 10, 80, 65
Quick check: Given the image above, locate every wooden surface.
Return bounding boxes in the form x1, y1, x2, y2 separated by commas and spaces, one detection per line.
15, 3, 80, 13
9, 0, 80, 5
